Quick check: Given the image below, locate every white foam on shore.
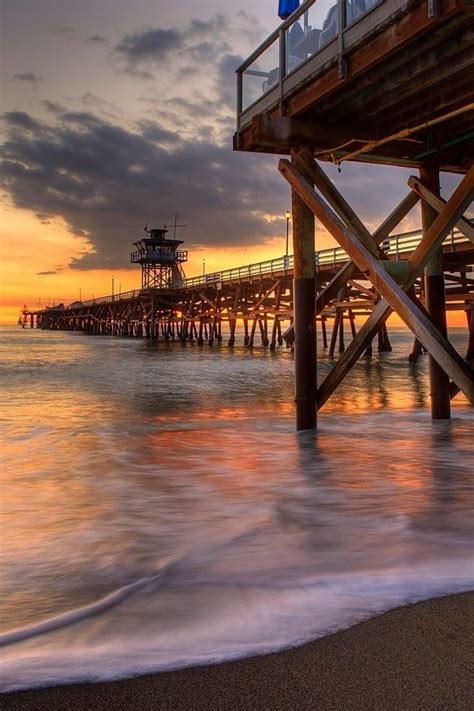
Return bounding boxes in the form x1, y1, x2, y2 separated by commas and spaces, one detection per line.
1, 555, 473, 692
0, 567, 170, 648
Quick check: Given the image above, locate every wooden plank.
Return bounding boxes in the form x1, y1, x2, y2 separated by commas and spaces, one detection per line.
291, 147, 317, 430
287, 0, 460, 117
408, 176, 474, 244
250, 115, 369, 150
300, 153, 383, 258
409, 167, 474, 270
252, 279, 281, 310
316, 190, 419, 311
420, 163, 451, 419
279, 159, 474, 403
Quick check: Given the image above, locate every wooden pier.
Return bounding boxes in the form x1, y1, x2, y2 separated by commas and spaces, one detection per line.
20, 0, 473, 430
234, 0, 473, 427
22, 228, 472, 359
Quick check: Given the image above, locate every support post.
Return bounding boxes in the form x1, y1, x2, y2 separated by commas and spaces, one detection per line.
420, 164, 450, 419
291, 148, 316, 430
150, 297, 155, 340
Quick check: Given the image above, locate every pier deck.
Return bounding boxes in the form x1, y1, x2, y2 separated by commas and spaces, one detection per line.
22, 227, 473, 362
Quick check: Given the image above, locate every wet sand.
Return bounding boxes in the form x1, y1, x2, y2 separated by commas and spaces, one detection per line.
2, 592, 473, 710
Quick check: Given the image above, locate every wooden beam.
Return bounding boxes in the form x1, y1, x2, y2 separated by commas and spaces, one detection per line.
279, 159, 474, 402
287, 0, 461, 118
292, 148, 317, 430
420, 163, 451, 419
408, 166, 474, 271
316, 190, 419, 312
299, 152, 384, 259
408, 176, 474, 244
250, 115, 369, 151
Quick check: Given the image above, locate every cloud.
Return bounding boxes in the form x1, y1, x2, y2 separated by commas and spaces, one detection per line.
41, 100, 65, 115
0, 109, 287, 271
114, 12, 258, 88
116, 27, 183, 63
36, 212, 52, 224
13, 72, 41, 84
50, 25, 75, 34
137, 120, 181, 146
85, 34, 107, 44
37, 271, 58, 275
3, 111, 41, 130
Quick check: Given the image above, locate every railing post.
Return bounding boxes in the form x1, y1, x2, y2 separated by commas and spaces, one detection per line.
279, 27, 286, 96
236, 70, 243, 129
337, 0, 347, 79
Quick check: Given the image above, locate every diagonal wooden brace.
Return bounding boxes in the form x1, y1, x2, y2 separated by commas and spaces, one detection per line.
408, 176, 474, 244
314, 178, 419, 311
278, 159, 474, 404
284, 152, 419, 341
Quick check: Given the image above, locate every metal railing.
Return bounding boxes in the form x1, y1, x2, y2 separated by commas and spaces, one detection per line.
236, 0, 391, 126
130, 249, 188, 263
64, 228, 468, 309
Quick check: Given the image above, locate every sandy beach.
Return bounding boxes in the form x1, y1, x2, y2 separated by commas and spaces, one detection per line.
2, 592, 473, 710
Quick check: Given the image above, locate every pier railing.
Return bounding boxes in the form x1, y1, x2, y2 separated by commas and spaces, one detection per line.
182, 228, 466, 289
72, 228, 467, 309
236, 0, 402, 129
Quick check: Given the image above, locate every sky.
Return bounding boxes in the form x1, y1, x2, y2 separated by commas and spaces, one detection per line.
0, 0, 465, 324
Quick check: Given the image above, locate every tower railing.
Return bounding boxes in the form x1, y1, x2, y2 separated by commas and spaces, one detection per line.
130, 249, 188, 263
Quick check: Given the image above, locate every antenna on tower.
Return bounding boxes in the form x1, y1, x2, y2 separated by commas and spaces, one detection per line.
164, 214, 186, 241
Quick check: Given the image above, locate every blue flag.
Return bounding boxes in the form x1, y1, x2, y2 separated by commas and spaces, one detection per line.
279, 0, 299, 19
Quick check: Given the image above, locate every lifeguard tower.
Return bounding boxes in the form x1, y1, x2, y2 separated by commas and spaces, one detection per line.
130, 226, 188, 289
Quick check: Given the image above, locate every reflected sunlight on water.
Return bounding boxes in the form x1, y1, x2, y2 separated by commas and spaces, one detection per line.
0, 325, 472, 691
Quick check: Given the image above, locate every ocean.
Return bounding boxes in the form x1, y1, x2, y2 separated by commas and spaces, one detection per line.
1, 324, 473, 692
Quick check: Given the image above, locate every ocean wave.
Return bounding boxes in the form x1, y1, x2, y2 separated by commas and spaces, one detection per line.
0, 564, 172, 648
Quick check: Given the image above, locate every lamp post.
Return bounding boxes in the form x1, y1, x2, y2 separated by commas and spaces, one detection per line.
112, 275, 115, 301
202, 258, 206, 276
285, 210, 291, 261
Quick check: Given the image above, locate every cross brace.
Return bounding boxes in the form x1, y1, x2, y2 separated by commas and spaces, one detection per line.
278, 158, 474, 405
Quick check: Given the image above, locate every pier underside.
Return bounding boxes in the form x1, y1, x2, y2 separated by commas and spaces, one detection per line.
20, 1, 474, 430
235, 0, 473, 173
232, 0, 473, 428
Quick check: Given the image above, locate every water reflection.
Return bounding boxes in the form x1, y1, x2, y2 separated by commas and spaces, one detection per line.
0, 326, 473, 691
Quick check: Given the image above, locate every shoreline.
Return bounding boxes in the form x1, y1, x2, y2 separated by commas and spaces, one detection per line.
2, 592, 473, 710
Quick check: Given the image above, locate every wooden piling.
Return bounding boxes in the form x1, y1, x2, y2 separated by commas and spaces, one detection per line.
150, 298, 155, 340
467, 309, 474, 362
321, 317, 328, 349
420, 164, 451, 419
291, 148, 316, 430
